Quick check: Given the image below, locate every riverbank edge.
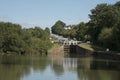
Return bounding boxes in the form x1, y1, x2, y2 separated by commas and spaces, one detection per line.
78, 43, 105, 52
78, 43, 120, 60
0, 44, 61, 56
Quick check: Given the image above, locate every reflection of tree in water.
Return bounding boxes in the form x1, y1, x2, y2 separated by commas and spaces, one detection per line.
31, 56, 48, 72
77, 58, 120, 80
0, 56, 31, 80
51, 58, 64, 76
52, 64, 64, 76
0, 65, 31, 80
77, 69, 120, 80
0, 55, 49, 80
90, 59, 120, 71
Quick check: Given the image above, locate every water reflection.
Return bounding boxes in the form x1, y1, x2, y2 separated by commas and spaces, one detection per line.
63, 58, 78, 70
90, 60, 120, 71
0, 55, 31, 80
0, 55, 119, 80
77, 58, 120, 80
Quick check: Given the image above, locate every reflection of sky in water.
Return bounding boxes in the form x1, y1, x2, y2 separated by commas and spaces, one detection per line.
21, 57, 120, 80
21, 65, 78, 80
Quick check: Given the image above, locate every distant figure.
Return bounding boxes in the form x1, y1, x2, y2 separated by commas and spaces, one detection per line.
106, 48, 109, 51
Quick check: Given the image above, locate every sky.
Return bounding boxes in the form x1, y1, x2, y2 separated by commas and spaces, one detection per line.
0, 0, 119, 29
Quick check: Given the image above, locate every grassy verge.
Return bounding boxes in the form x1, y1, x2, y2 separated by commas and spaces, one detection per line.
49, 43, 61, 51
79, 43, 105, 51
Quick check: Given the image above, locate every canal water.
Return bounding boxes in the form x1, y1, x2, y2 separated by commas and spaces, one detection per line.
0, 55, 120, 80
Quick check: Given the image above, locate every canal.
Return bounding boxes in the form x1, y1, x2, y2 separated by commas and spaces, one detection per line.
0, 54, 120, 80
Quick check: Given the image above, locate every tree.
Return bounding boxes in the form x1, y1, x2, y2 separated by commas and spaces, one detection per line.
45, 27, 50, 34
0, 22, 52, 55
76, 22, 88, 41
88, 3, 120, 43
87, 1, 120, 51
114, 1, 120, 7
98, 28, 113, 48
51, 20, 65, 35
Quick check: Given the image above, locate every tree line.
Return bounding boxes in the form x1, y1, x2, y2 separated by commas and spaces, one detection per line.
51, 1, 120, 51
0, 22, 52, 55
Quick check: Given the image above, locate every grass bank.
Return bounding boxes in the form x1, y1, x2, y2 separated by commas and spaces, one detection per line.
49, 44, 61, 51
79, 43, 105, 52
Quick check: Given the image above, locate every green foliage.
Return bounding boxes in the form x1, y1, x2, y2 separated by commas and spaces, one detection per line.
88, 3, 119, 42
76, 22, 88, 41
0, 22, 52, 55
51, 20, 77, 39
98, 28, 113, 47
87, 1, 120, 51
0, 22, 25, 53
114, 1, 120, 7
62, 29, 76, 39
45, 27, 50, 34
51, 20, 65, 35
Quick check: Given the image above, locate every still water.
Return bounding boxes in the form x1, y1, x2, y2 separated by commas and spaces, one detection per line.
0, 55, 120, 80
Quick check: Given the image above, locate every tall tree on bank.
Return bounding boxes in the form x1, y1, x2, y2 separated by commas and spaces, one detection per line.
87, 1, 120, 51
88, 3, 118, 43
51, 20, 65, 35
76, 22, 88, 41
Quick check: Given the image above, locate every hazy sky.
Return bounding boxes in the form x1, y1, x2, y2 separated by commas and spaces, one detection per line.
0, 0, 119, 28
